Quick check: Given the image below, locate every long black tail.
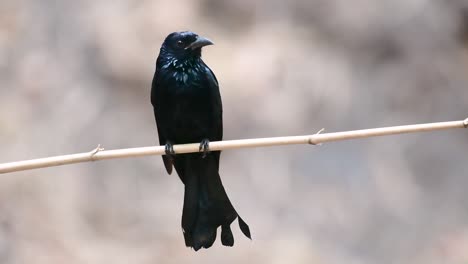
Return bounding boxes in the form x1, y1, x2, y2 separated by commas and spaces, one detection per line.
174, 153, 251, 251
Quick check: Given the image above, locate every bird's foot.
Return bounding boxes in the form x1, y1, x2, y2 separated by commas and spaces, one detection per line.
165, 141, 175, 156
199, 139, 210, 158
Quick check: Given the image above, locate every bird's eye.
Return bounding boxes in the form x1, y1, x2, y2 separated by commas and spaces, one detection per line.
176, 40, 184, 48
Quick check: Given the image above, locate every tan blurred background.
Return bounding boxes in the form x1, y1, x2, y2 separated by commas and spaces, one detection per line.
1, 0, 468, 263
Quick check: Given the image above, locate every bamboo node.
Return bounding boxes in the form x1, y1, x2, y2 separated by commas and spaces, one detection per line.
463, 118, 468, 128
308, 128, 325, 145
89, 144, 104, 161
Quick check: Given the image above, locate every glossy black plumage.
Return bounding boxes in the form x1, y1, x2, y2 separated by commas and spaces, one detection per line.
151, 31, 251, 251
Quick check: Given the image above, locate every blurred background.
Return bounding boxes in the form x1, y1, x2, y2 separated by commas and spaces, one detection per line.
1, 0, 468, 263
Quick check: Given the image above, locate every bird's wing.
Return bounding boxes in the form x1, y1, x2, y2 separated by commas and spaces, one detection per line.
153, 108, 173, 175
151, 63, 173, 175
205, 65, 223, 142
204, 65, 223, 169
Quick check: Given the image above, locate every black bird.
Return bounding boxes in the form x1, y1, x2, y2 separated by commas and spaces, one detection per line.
151, 31, 251, 251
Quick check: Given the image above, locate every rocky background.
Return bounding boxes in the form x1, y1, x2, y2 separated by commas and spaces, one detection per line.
1, 0, 468, 263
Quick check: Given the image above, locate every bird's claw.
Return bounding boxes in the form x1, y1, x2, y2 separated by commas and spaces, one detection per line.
199, 139, 210, 158
165, 142, 175, 156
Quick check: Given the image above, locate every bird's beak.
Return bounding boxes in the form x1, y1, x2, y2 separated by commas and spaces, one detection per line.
186, 36, 214, 50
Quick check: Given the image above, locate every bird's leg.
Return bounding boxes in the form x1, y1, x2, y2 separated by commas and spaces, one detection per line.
199, 139, 210, 158
165, 141, 176, 156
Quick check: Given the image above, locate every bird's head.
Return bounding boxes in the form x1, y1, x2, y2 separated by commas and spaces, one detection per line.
160, 31, 213, 61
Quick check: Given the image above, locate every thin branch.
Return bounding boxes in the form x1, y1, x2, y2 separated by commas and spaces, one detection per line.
1, 118, 467, 174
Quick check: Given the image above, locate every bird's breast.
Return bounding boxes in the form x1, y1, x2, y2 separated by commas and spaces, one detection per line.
170, 71, 201, 87
161, 59, 205, 87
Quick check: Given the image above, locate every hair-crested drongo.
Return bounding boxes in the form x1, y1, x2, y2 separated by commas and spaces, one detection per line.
151, 31, 251, 251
